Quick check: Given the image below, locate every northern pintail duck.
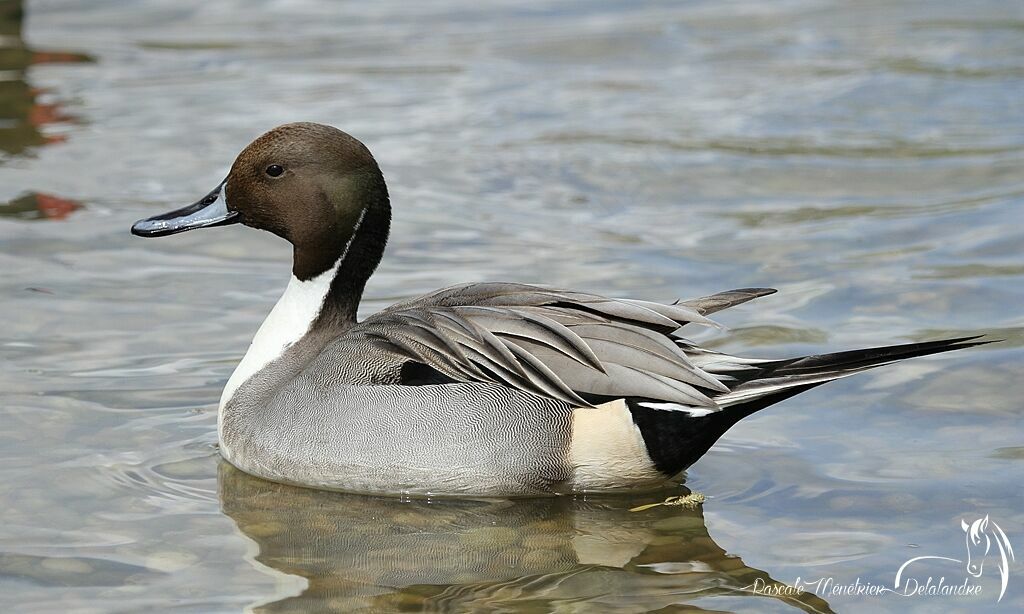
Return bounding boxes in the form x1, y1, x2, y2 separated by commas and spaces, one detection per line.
132, 122, 986, 496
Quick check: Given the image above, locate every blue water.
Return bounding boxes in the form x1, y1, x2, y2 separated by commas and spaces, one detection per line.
1, 1, 1022, 611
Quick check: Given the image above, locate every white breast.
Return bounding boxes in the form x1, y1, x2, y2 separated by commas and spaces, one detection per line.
218, 262, 338, 412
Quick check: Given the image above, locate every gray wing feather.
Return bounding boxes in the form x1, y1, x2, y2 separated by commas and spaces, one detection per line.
506, 338, 717, 407
446, 305, 605, 372
393, 282, 718, 329
355, 283, 739, 409
676, 287, 777, 316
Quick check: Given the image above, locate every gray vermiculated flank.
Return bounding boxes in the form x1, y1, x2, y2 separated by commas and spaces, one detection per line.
222, 338, 577, 495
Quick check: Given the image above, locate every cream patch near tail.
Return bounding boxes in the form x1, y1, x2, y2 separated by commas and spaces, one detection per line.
569, 399, 663, 490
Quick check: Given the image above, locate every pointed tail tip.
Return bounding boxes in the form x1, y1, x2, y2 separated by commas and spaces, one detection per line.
938, 334, 1002, 350
774, 333, 998, 375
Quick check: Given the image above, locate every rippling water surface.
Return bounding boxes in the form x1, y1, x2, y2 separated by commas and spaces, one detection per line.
1, 0, 1022, 611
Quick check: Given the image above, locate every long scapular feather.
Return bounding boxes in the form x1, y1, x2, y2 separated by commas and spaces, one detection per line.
676, 288, 777, 316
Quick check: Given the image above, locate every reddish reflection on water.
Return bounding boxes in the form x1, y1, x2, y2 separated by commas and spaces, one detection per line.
0, 191, 82, 220
0, 0, 90, 155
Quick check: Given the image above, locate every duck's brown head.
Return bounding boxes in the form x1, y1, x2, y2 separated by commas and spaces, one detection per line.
132, 122, 391, 283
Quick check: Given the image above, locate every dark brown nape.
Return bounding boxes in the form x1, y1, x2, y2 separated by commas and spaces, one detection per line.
316, 169, 391, 328
225, 122, 393, 327
283, 133, 392, 329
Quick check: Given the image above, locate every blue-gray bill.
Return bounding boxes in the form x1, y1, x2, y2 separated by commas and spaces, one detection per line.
131, 180, 238, 237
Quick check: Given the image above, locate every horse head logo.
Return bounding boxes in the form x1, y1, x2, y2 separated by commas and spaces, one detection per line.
895, 515, 1015, 603
961, 515, 1014, 600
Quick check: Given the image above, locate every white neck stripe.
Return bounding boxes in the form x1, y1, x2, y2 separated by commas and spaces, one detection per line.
217, 204, 369, 412
218, 256, 341, 410
335, 205, 368, 271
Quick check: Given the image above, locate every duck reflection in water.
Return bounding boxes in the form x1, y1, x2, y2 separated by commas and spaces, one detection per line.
219, 463, 833, 613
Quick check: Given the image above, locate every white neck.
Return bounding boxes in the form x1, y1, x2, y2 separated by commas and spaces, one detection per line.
218, 260, 340, 411
218, 206, 368, 417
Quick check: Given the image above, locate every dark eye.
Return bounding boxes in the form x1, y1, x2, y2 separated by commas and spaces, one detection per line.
265, 164, 284, 177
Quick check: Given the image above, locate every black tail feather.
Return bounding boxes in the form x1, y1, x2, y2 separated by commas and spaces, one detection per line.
627, 383, 823, 475
721, 336, 995, 398
767, 335, 993, 376
629, 336, 994, 477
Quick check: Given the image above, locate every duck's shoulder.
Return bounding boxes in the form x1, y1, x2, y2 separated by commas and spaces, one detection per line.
323, 283, 554, 387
